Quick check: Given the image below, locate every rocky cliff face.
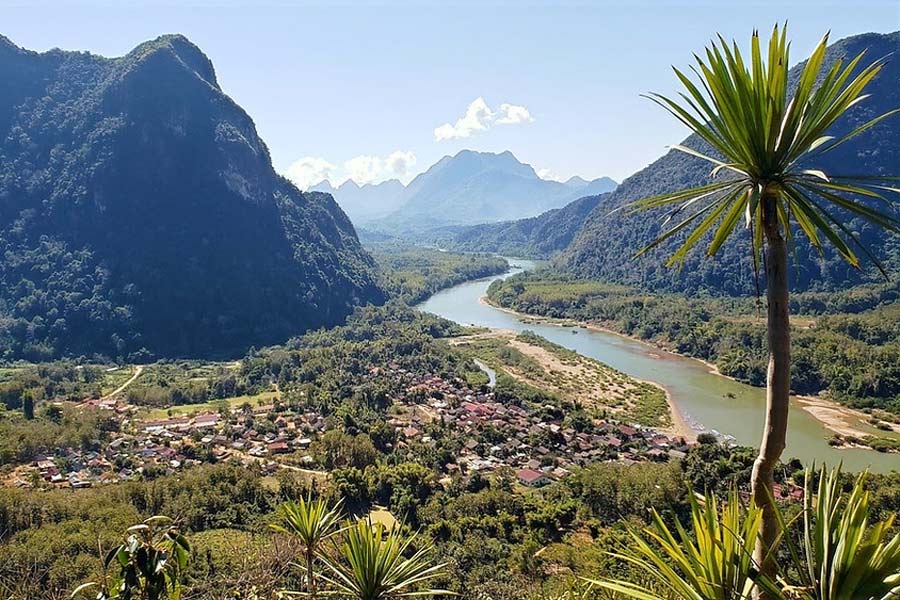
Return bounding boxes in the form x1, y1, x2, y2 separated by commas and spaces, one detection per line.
0, 34, 385, 360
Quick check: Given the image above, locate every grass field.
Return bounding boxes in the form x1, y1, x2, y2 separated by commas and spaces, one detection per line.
456, 330, 671, 428
368, 506, 398, 530
140, 390, 281, 420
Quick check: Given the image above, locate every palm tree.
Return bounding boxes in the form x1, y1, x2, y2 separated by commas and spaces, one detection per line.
320, 518, 452, 600
71, 516, 191, 600
625, 24, 899, 590
270, 495, 344, 598
588, 488, 784, 600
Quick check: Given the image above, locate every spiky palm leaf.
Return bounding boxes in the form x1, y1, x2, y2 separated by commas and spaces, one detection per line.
780, 466, 900, 600
319, 519, 452, 600
629, 24, 900, 273
586, 489, 784, 600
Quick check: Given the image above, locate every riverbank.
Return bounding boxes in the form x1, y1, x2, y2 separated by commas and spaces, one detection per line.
479, 295, 893, 447
458, 322, 696, 442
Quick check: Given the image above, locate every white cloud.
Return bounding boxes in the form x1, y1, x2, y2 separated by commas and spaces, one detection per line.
536, 167, 562, 182
285, 151, 417, 188
434, 97, 532, 141
496, 103, 534, 125
285, 156, 336, 189
385, 150, 417, 176
434, 97, 495, 141
344, 151, 417, 184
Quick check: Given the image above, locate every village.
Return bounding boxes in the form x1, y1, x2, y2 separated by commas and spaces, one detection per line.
9, 361, 692, 491
385, 366, 692, 488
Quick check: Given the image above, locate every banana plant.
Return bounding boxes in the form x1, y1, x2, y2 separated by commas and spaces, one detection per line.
71, 516, 190, 600
587, 488, 784, 600
319, 518, 452, 600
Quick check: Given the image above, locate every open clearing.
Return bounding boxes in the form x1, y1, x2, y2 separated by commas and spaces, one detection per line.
454, 329, 675, 431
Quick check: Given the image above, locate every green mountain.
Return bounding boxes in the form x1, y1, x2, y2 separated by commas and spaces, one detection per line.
0, 34, 385, 361
436, 193, 607, 258
560, 31, 900, 295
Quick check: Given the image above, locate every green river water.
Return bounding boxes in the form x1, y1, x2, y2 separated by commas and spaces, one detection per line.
416, 259, 899, 473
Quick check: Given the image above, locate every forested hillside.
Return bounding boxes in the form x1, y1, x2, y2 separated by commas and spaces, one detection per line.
561, 31, 900, 295
0, 34, 384, 361
438, 193, 606, 258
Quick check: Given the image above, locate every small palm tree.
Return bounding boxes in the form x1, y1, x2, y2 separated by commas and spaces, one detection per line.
72, 516, 191, 600
588, 489, 783, 600
626, 24, 899, 590
780, 466, 900, 600
270, 494, 344, 598
320, 518, 452, 600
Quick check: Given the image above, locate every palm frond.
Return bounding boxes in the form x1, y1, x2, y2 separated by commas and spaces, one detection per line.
628, 23, 900, 272
319, 519, 453, 600
586, 488, 784, 600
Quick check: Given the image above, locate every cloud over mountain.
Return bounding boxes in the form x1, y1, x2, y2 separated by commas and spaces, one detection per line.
434, 97, 533, 141
285, 150, 417, 188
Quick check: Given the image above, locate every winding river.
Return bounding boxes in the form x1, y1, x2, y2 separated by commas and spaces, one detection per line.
416, 259, 899, 473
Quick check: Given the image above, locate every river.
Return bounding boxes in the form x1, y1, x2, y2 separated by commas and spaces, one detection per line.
416, 259, 899, 473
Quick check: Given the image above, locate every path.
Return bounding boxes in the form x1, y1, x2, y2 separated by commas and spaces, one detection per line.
472, 358, 497, 388
103, 365, 144, 400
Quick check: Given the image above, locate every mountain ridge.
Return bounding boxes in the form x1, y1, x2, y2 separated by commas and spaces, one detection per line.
371, 150, 616, 230
559, 30, 900, 295
0, 34, 385, 360
307, 149, 617, 230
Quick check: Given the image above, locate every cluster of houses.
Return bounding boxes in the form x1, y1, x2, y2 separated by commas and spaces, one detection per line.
11, 398, 329, 489
10, 362, 696, 492
386, 370, 692, 488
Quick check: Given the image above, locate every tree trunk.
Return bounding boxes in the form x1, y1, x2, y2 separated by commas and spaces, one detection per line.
751, 195, 791, 598
307, 548, 316, 598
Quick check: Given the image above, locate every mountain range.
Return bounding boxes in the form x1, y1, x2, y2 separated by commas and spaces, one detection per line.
446, 32, 899, 294
312, 150, 617, 229
0, 34, 384, 360
559, 31, 900, 295
309, 178, 406, 223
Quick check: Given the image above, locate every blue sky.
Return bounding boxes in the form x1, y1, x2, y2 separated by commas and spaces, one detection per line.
3, 1, 897, 187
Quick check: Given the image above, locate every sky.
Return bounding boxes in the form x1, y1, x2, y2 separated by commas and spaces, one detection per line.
2, 1, 898, 188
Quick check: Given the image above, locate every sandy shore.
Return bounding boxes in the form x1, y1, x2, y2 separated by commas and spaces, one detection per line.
472, 299, 696, 441
478, 295, 896, 444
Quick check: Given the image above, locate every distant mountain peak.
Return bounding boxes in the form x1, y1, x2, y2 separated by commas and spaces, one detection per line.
564, 175, 590, 188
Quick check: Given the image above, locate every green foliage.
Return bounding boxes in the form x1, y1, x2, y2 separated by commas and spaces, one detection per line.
0, 34, 384, 361
371, 243, 509, 304
630, 25, 900, 273
590, 489, 781, 600
561, 31, 900, 295
783, 466, 900, 600
271, 495, 344, 596
72, 516, 190, 600
0, 403, 115, 464
434, 194, 606, 259
319, 519, 452, 600
488, 274, 900, 415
